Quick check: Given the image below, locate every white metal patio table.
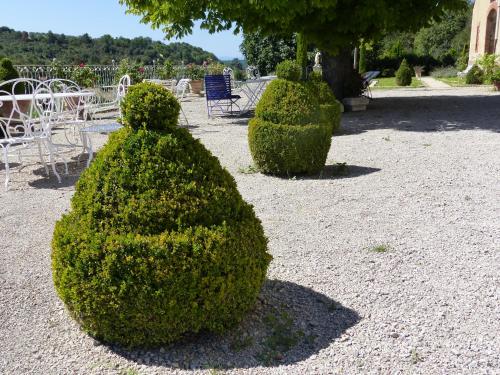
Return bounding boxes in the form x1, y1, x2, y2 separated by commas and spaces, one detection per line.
79, 122, 123, 167
236, 75, 276, 113
0, 90, 95, 103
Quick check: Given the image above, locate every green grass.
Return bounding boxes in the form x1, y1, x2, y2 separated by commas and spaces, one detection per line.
434, 77, 467, 86
373, 77, 424, 89
369, 244, 390, 253
435, 76, 495, 87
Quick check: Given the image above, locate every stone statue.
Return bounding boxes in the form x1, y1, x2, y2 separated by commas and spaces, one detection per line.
314, 52, 322, 67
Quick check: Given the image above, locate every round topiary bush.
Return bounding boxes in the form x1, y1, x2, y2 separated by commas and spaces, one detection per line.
52, 83, 272, 348
396, 59, 412, 86
248, 79, 341, 175
120, 81, 180, 130
275, 60, 302, 82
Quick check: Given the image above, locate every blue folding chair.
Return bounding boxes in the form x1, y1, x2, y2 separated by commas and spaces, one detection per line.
204, 74, 241, 117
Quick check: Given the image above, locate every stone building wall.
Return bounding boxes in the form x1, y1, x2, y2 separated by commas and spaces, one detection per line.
469, 0, 500, 64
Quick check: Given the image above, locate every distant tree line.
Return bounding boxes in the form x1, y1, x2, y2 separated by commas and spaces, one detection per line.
0, 27, 218, 65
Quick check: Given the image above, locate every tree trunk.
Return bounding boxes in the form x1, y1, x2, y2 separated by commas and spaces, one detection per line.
322, 48, 354, 100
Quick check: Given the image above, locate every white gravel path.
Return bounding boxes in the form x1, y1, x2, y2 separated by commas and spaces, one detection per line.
1, 86, 499, 375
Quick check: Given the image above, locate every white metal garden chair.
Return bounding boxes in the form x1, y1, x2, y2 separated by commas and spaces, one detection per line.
87, 74, 131, 119
46, 79, 92, 148
175, 78, 191, 126
0, 79, 66, 189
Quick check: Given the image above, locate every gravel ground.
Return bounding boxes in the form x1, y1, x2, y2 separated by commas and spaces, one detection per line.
1, 87, 499, 375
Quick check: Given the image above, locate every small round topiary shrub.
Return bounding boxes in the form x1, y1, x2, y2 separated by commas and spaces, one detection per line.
275, 60, 302, 82
52, 84, 271, 348
248, 79, 341, 175
465, 64, 484, 85
248, 118, 333, 175
396, 59, 412, 86
120, 81, 180, 130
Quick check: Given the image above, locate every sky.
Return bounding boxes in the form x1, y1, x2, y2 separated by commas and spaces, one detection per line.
1, 0, 244, 60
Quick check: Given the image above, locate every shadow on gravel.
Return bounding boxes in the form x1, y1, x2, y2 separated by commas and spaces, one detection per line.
108, 279, 360, 370
29, 158, 87, 189
302, 164, 381, 180
341, 95, 500, 134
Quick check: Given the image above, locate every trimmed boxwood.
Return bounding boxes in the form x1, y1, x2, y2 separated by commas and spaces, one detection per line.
275, 60, 302, 82
52, 83, 272, 348
396, 59, 412, 86
248, 118, 333, 175
121, 81, 180, 130
248, 78, 341, 175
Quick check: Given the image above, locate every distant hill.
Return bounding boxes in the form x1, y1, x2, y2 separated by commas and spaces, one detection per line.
0, 27, 218, 65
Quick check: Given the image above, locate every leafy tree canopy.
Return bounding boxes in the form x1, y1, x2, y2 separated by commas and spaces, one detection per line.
121, 0, 468, 53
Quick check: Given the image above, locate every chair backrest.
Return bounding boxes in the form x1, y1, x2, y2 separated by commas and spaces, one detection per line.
204, 75, 232, 100
46, 79, 88, 118
0, 78, 45, 139
117, 74, 131, 101
175, 78, 190, 99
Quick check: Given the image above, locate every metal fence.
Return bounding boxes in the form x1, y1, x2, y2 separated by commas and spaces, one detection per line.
14, 65, 163, 87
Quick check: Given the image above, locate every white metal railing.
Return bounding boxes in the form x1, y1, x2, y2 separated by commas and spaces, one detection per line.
14, 65, 164, 87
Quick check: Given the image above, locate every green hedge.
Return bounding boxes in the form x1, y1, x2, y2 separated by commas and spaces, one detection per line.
52, 85, 271, 348
248, 118, 333, 175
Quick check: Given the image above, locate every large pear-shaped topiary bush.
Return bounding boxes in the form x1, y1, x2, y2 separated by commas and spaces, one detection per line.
248, 65, 341, 176
52, 82, 272, 348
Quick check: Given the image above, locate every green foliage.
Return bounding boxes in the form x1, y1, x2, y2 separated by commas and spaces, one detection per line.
491, 68, 500, 83
395, 59, 412, 86
70, 65, 97, 88
185, 64, 205, 80
359, 43, 367, 74
413, 7, 471, 63
120, 82, 180, 131
0, 27, 217, 65
158, 60, 175, 79
275, 60, 301, 82
248, 118, 333, 175
465, 64, 484, 85
52, 102, 271, 347
477, 54, 499, 84
207, 62, 225, 75
121, 0, 467, 54
364, 5, 472, 72
0, 58, 22, 93
455, 45, 469, 71
249, 79, 341, 175
240, 31, 296, 75
255, 79, 319, 125
296, 33, 308, 79
115, 58, 145, 84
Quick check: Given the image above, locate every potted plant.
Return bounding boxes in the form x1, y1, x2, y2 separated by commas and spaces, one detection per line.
70, 64, 98, 88
341, 70, 369, 111
185, 64, 205, 95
